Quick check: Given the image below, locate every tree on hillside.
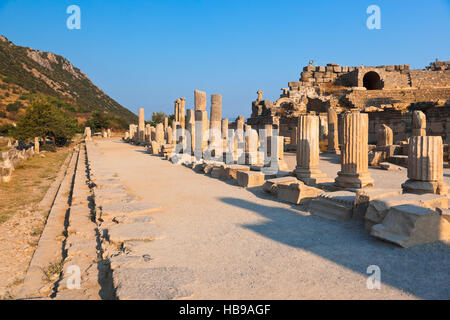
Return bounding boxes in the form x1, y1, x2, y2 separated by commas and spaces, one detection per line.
152, 111, 167, 124
12, 99, 78, 146
85, 111, 111, 132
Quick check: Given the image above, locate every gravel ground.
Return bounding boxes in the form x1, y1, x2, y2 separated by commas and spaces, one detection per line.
89, 139, 450, 300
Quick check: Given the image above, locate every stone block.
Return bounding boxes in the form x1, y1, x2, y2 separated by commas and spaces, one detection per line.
309, 191, 355, 220
225, 164, 250, 180
371, 205, 450, 248
277, 182, 324, 205
262, 176, 299, 195
365, 193, 448, 230
353, 188, 402, 220
236, 171, 265, 188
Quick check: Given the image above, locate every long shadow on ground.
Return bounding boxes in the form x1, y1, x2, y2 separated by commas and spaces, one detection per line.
220, 196, 450, 300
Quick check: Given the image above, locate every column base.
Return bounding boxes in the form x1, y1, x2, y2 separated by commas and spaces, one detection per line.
335, 171, 374, 189
295, 167, 333, 186
401, 179, 448, 195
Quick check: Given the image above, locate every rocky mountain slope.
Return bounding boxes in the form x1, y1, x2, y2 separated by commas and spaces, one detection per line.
0, 36, 137, 126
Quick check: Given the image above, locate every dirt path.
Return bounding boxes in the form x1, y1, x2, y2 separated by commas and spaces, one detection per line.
89, 139, 450, 300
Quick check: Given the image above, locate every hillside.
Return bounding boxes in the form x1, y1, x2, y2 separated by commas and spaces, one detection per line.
0, 36, 137, 127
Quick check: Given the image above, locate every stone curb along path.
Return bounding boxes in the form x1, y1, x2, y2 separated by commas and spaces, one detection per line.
19, 146, 78, 299
17, 140, 170, 300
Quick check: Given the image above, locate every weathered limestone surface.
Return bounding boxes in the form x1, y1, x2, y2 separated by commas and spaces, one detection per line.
195, 110, 209, 156
236, 171, 265, 188
402, 136, 448, 195
186, 109, 195, 154
412, 110, 426, 136
371, 205, 450, 248
277, 182, 324, 205
155, 123, 165, 144
179, 98, 186, 129
353, 188, 402, 221
262, 176, 298, 195
34, 137, 40, 153
194, 90, 207, 111
84, 127, 92, 141
327, 108, 339, 154
225, 165, 250, 180
377, 124, 393, 146
335, 111, 374, 188
210, 94, 222, 130
365, 193, 448, 230
138, 108, 145, 142
294, 114, 331, 186
309, 191, 356, 220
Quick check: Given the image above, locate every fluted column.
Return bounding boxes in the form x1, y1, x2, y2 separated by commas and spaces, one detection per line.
294, 114, 330, 185
402, 136, 447, 194
335, 111, 374, 188
327, 108, 339, 153
377, 124, 393, 146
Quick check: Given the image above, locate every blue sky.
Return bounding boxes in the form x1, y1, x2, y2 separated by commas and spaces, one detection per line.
0, 0, 449, 120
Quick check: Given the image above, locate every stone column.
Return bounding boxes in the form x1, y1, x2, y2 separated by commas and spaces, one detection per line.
377, 124, 393, 146
319, 114, 328, 140
290, 126, 298, 146
294, 114, 331, 186
402, 136, 447, 195
222, 118, 229, 155
164, 117, 168, 130
174, 100, 180, 122
150, 126, 156, 141
179, 98, 186, 129
327, 108, 339, 154
186, 109, 195, 154
145, 124, 151, 142
235, 116, 245, 163
34, 137, 39, 153
335, 111, 374, 188
194, 90, 207, 111
412, 110, 426, 136
195, 110, 208, 158
84, 127, 92, 141
244, 125, 258, 165
166, 126, 173, 144
138, 108, 145, 143
155, 123, 165, 144
210, 94, 222, 134
256, 90, 263, 102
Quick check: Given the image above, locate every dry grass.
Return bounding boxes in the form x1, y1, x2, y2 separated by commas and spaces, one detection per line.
0, 148, 70, 224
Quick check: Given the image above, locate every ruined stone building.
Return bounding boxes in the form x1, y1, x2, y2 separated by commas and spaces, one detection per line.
248, 60, 450, 144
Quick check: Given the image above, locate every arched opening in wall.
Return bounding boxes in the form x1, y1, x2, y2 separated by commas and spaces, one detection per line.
363, 71, 381, 90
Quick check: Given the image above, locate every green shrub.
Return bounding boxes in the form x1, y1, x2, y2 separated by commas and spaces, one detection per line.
12, 98, 78, 146
0, 123, 14, 135
6, 101, 22, 113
